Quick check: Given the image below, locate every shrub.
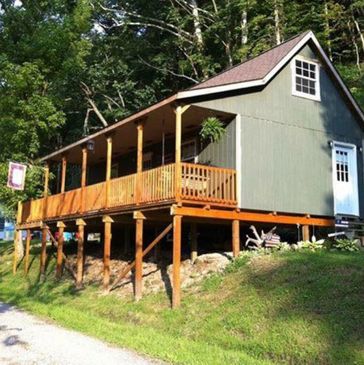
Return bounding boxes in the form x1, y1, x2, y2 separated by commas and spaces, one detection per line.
333, 238, 360, 252
299, 239, 325, 251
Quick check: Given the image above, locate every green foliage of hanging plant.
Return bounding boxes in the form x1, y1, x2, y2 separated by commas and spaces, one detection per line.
199, 117, 226, 143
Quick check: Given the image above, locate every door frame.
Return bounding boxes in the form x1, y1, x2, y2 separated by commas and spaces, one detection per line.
331, 141, 359, 216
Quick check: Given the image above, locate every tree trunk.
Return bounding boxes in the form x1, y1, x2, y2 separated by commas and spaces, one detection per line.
324, 1, 333, 61
348, 20, 361, 71
274, 0, 282, 45
241, 9, 248, 45
190, 0, 203, 49
353, 16, 364, 54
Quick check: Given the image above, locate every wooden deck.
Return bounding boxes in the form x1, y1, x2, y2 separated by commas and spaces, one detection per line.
19, 163, 237, 225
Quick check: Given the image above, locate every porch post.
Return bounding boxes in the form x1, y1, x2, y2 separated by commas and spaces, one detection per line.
136, 121, 144, 204
103, 215, 114, 290
56, 221, 66, 279
174, 105, 190, 201
24, 229, 31, 275
105, 134, 113, 208
172, 214, 182, 308
44, 163, 50, 197
232, 219, 240, 258
175, 106, 182, 201
76, 219, 86, 288
61, 154, 67, 193
81, 145, 88, 212
134, 211, 145, 301
43, 162, 50, 219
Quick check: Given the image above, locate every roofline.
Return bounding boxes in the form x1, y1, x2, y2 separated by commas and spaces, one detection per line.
176, 31, 364, 123
176, 31, 313, 99
41, 94, 177, 162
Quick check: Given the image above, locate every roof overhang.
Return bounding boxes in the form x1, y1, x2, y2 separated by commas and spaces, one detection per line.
177, 31, 364, 123
41, 94, 177, 163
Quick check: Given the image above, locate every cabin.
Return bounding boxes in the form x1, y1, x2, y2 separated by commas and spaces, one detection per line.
14, 31, 364, 307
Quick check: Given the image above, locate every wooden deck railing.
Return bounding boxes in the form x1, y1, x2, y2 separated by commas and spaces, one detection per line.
20, 163, 236, 224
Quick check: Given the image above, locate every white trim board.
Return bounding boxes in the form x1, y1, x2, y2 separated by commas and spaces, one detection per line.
235, 114, 242, 207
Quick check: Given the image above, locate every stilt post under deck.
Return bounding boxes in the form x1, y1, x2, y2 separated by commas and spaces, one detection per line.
24, 229, 31, 275
134, 211, 145, 301
232, 219, 240, 258
302, 225, 310, 241
40, 225, 48, 278
190, 223, 198, 263
172, 214, 182, 308
76, 219, 86, 288
103, 215, 114, 290
56, 221, 66, 279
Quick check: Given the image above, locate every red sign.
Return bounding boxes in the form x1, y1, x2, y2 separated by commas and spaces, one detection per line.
7, 162, 27, 190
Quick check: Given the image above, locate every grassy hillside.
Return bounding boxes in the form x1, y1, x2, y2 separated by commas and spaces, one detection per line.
1, 241, 364, 365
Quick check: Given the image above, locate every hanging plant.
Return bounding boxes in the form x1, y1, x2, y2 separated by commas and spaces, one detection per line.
199, 117, 226, 143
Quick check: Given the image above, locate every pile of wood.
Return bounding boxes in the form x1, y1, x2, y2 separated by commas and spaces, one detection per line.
245, 225, 281, 250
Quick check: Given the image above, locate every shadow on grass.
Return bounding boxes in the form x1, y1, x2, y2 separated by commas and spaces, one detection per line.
237, 251, 364, 364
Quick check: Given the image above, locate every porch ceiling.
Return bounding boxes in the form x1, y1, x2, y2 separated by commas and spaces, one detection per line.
43, 103, 235, 165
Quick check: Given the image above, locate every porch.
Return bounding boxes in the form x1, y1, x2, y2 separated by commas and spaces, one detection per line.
19, 162, 237, 225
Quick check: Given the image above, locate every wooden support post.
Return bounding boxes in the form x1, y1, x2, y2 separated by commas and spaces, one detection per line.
61, 155, 67, 194
43, 163, 49, 197
81, 145, 87, 212
175, 106, 182, 201
134, 211, 145, 300
76, 219, 86, 288
43, 162, 50, 219
172, 215, 182, 308
40, 225, 48, 278
232, 219, 240, 258
136, 121, 144, 204
190, 223, 198, 263
302, 225, 310, 241
174, 105, 189, 201
105, 135, 113, 208
103, 215, 114, 290
24, 229, 31, 275
56, 222, 66, 279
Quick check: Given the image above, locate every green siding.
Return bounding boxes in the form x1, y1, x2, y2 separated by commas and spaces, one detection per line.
193, 44, 364, 216
198, 119, 236, 169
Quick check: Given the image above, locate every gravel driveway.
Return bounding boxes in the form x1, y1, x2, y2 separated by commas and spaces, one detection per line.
0, 302, 161, 365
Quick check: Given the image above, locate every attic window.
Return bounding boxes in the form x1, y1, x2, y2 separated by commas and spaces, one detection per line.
292, 58, 320, 101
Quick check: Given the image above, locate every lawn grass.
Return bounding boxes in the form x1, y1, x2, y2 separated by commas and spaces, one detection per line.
1, 240, 364, 365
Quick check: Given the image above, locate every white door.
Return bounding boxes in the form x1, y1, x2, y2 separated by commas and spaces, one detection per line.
332, 143, 359, 216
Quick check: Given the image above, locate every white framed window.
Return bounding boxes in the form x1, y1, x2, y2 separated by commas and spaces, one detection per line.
181, 139, 198, 163
291, 57, 320, 101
